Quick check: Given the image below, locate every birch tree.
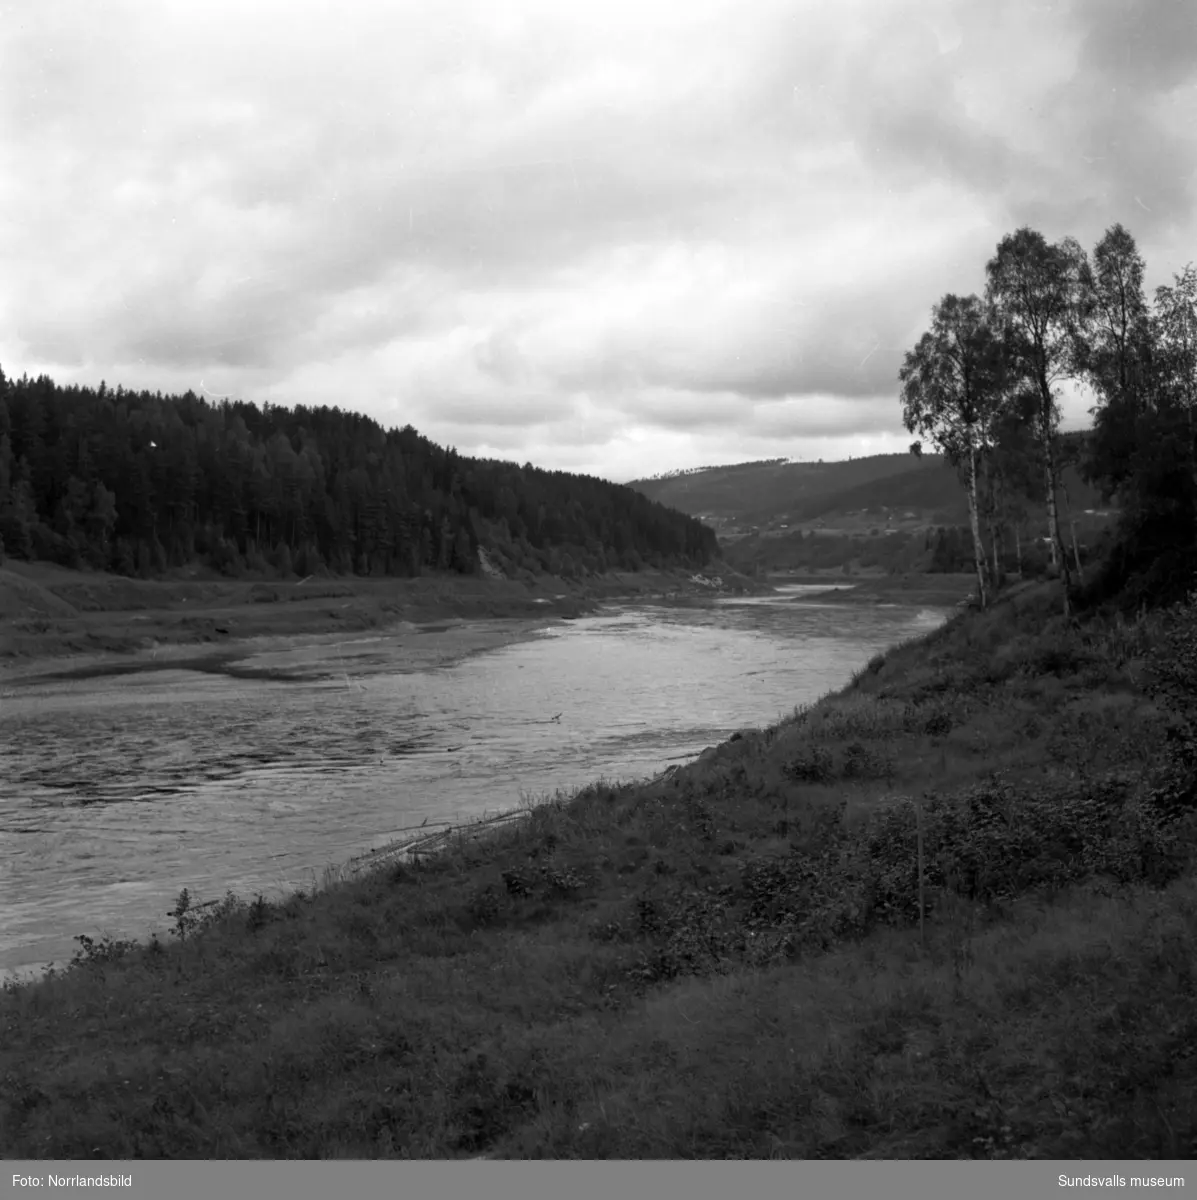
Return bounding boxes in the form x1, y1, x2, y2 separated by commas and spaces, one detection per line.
985, 228, 1089, 618
1077, 225, 1154, 493
1153, 264, 1197, 486
899, 294, 1008, 609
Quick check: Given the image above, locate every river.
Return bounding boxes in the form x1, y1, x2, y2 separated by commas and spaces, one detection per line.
0, 584, 947, 980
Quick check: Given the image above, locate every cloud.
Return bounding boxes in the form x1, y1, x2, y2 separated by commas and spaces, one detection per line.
2, 0, 1196, 483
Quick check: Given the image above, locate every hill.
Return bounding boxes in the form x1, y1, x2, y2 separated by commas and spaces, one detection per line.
0, 366, 716, 586
628, 453, 943, 530
629, 434, 1114, 542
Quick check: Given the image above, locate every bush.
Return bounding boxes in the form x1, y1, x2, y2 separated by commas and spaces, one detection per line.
922, 709, 954, 737
1145, 593, 1197, 721
69, 933, 139, 970
628, 890, 742, 984
167, 888, 244, 942
841, 741, 895, 780
1033, 641, 1095, 677
1142, 594, 1197, 822
693, 771, 1187, 979
783, 746, 836, 783
874, 773, 1184, 907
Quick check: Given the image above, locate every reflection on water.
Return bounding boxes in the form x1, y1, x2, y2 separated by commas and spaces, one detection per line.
0, 587, 947, 979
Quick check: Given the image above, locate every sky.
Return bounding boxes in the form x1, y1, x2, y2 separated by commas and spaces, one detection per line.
2, 0, 1196, 484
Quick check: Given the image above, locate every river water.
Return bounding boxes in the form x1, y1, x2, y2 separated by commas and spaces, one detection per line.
0, 585, 947, 980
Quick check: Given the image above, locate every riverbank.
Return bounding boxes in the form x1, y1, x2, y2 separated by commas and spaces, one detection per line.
3, 579, 1194, 1159
769, 570, 979, 608
0, 559, 766, 680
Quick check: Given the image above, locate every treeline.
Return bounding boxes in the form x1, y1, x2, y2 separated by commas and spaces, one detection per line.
727, 528, 925, 576
0, 371, 718, 580
725, 525, 1072, 578
900, 223, 1197, 615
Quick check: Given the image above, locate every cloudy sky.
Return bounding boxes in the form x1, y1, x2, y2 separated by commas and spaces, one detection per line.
2, 0, 1195, 483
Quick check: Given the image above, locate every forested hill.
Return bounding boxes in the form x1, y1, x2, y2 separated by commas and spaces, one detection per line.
0, 368, 717, 579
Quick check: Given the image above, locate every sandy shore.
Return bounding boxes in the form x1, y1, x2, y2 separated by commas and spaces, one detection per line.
0, 561, 976, 689
0, 616, 568, 691
0, 560, 769, 686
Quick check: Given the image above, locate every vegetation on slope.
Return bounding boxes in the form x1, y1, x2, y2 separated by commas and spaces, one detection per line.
721, 510, 1120, 580
779, 436, 1102, 530
628, 452, 945, 526
3, 580, 1196, 1159
0, 367, 717, 583
725, 526, 1061, 580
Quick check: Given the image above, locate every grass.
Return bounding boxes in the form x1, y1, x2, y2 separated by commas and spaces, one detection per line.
3, 580, 1196, 1159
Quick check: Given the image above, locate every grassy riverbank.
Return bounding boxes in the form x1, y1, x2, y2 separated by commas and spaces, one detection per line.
3, 579, 1195, 1159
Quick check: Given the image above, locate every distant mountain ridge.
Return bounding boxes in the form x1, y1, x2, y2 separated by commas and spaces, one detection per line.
640, 458, 789, 484
627, 437, 1109, 533
627, 452, 949, 527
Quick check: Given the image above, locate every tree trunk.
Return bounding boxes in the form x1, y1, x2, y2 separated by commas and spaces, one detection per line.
966, 447, 988, 608
990, 519, 1000, 590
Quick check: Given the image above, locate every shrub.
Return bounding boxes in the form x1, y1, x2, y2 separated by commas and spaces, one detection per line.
797, 695, 913, 742
783, 746, 836, 783
168, 888, 243, 942
841, 741, 895, 780
1033, 641, 1094, 677
69, 933, 139, 970
884, 774, 1184, 905
1145, 593, 1197, 722
627, 890, 742, 985
923, 709, 954, 737
1142, 593, 1197, 823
